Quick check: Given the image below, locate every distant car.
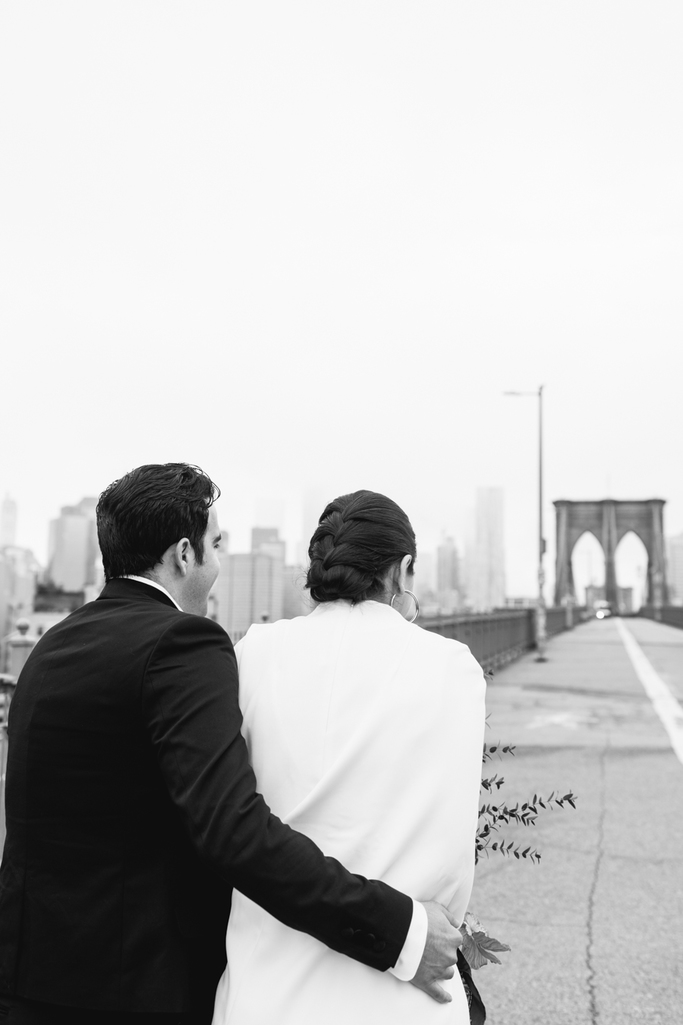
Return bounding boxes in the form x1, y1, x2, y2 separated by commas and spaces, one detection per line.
595, 602, 612, 620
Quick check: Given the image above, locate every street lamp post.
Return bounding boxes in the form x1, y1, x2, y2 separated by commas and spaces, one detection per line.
504, 386, 547, 661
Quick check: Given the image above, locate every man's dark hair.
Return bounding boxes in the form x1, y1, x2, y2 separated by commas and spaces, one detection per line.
306, 490, 417, 604
97, 463, 221, 582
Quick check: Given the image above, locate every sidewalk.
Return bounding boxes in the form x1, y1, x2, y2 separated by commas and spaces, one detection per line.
468, 617, 683, 1025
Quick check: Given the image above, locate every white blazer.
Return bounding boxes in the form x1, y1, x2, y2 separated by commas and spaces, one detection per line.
213, 599, 486, 1025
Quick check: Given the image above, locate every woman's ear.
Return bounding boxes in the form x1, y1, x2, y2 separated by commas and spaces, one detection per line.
398, 554, 413, 593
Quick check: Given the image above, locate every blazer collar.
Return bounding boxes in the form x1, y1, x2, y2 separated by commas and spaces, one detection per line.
97, 577, 180, 611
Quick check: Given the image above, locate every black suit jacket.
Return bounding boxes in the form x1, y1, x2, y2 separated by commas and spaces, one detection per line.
0, 580, 412, 1015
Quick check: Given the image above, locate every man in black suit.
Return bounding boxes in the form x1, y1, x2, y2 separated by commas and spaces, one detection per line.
0, 464, 463, 1024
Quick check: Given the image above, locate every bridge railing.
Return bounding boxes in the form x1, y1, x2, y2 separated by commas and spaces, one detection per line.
1, 676, 17, 858
546, 604, 590, 636
418, 610, 535, 672
419, 605, 588, 673
640, 606, 683, 629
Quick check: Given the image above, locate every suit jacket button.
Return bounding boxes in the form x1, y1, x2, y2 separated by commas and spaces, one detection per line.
373, 940, 387, 953
341, 927, 354, 939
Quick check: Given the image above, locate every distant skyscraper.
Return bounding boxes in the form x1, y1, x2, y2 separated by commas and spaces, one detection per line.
297, 487, 332, 565
251, 527, 281, 553
252, 527, 285, 620
0, 545, 40, 649
214, 528, 286, 638
48, 497, 100, 593
436, 537, 461, 611
1, 494, 17, 547
667, 534, 683, 605
412, 550, 436, 604
282, 565, 311, 619
468, 488, 506, 611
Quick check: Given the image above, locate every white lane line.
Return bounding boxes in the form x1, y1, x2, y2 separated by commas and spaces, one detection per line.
615, 618, 683, 766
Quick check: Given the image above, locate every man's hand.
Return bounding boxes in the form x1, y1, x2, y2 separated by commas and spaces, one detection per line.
409, 901, 463, 1004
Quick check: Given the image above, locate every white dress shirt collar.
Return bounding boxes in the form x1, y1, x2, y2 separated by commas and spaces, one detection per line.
120, 575, 183, 611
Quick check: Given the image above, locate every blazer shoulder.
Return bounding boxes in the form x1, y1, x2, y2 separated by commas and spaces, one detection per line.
235, 614, 302, 649
409, 619, 471, 656
409, 621, 485, 680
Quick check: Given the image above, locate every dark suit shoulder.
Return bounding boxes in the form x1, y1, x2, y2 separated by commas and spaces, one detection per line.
147, 612, 234, 665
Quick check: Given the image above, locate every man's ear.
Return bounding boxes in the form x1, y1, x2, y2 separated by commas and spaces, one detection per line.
171, 538, 192, 576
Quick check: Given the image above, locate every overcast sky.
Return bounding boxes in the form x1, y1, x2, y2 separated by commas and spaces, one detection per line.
1, 1, 681, 602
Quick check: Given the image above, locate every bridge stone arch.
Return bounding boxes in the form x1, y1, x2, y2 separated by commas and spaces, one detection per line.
554, 499, 667, 608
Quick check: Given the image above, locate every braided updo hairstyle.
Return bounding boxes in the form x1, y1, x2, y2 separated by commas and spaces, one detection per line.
306, 490, 417, 604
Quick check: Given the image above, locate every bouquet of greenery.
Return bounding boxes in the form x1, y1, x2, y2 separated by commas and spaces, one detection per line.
461, 737, 577, 973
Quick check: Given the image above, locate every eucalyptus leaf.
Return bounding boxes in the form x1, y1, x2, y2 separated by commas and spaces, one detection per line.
461, 914, 512, 971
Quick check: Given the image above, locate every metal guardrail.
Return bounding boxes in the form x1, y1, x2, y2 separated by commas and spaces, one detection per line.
419, 610, 534, 672
419, 605, 588, 672
1, 675, 17, 858
546, 604, 590, 637
640, 605, 683, 629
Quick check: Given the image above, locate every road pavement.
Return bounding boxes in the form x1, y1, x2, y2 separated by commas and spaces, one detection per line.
468, 615, 683, 1025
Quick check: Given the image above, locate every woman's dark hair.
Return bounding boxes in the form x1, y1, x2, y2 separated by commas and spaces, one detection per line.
96, 463, 220, 581
306, 490, 416, 604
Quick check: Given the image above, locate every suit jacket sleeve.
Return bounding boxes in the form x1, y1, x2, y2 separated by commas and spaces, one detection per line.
142, 613, 413, 971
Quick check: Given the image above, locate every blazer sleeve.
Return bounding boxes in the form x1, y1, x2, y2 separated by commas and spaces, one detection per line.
142, 613, 413, 972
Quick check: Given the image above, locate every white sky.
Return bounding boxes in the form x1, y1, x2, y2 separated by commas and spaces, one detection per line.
1, 1, 681, 601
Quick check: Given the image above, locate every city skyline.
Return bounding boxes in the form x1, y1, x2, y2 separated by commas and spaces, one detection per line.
1, 3, 681, 607
0, 480, 667, 610
0, 481, 674, 658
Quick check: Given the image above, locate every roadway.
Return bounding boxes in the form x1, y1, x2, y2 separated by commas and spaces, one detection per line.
469, 615, 683, 1025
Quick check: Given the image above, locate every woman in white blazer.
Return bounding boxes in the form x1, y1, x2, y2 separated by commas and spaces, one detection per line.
213, 491, 486, 1025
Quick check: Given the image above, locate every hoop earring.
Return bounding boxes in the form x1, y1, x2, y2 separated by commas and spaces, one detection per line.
390, 590, 420, 624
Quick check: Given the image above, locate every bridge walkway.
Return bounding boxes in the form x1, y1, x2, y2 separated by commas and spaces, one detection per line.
470, 616, 683, 1025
